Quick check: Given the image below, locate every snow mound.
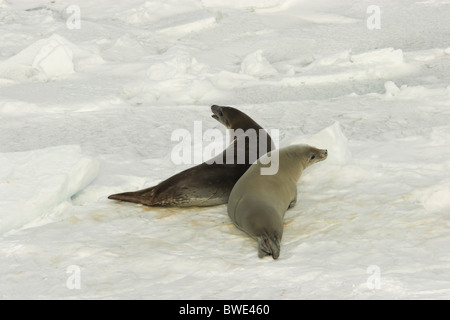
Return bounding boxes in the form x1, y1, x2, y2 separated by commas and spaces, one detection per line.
147, 51, 205, 81
155, 12, 217, 36
101, 35, 148, 62
279, 48, 416, 87
351, 48, 405, 66
32, 37, 74, 79
420, 183, 450, 216
202, 0, 289, 10
0, 145, 99, 235
384, 80, 401, 98
384, 81, 450, 100
297, 12, 360, 24
288, 121, 352, 165
240, 50, 278, 78
124, 49, 224, 105
114, 0, 201, 26
0, 34, 103, 82
0, 99, 41, 116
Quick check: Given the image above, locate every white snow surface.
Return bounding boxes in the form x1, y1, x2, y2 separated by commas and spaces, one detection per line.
0, 0, 449, 299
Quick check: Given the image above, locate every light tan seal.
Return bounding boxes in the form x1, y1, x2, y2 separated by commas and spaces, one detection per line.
227, 144, 328, 259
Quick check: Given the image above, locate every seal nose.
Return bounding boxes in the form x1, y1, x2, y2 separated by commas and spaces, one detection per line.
324, 149, 328, 156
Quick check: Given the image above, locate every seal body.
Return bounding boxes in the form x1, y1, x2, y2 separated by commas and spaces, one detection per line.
108, 105, 274, 207
227, 144, 328, 259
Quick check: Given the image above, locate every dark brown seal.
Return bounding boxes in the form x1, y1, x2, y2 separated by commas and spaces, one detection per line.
108, 105, 274, 207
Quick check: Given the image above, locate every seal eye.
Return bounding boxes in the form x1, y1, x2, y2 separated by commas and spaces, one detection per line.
310, 155, 316, 160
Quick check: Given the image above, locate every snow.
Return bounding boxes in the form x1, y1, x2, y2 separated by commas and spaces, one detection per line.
0, 145, 99, 235
288, 121, 352, 165
0, 0, 449, 299
240, 50, 279, 78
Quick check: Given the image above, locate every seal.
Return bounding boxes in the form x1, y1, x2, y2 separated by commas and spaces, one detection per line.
108, 105, 274, 207
227, 144, 328, 259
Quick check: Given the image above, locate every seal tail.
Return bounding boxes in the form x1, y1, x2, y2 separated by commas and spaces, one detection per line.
108, 186, 156, 206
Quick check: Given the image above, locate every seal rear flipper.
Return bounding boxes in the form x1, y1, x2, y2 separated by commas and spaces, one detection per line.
257, 234, 280, 260
108, 186, 156, 205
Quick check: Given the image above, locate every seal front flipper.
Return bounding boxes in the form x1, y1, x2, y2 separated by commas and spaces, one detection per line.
288, 194, 297, 210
